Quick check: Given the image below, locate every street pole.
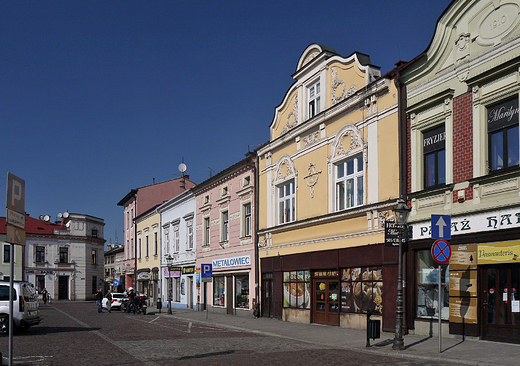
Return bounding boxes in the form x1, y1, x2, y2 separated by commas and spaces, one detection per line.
168, 277, 172, 314
392, 230, 405, 350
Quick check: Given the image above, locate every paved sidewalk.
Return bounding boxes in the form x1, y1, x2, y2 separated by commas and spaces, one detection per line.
155, 309, 519, 366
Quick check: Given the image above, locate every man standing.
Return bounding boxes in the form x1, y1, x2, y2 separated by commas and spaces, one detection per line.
96, 289, 104, 313
105, 289, 112, 313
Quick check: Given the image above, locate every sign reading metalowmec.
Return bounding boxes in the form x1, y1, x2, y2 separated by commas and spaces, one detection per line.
212, 254, 251, 269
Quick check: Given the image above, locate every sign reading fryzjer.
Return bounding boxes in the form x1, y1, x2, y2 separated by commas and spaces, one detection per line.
212, 254, 251, 269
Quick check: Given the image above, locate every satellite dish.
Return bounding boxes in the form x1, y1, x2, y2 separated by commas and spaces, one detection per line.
66, 221, 71, 228
58, 213, 63, 218
178, 163, 187, 173
63, 211, 69, 218
44, 215, 50, 222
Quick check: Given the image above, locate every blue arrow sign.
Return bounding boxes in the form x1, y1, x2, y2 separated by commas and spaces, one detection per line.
431, 214, 451, 239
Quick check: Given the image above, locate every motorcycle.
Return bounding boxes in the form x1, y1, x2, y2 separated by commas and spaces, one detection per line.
121, 295, 147, 314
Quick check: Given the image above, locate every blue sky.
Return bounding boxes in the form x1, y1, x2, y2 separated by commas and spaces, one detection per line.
1, 0, 452, 245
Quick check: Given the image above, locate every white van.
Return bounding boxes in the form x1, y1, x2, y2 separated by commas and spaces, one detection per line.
0, 281, 40, 334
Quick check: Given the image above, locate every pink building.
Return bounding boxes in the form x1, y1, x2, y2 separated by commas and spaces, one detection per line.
117, 177, 196, 289
193, 153, 257, 316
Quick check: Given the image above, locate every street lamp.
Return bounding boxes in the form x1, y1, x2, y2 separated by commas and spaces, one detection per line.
166, 254, 173, 314
392, 198, 411, 350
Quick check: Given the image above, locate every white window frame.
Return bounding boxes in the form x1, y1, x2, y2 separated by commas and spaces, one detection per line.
203, 216, 211, 247
186, 219, 194, 250
241, 202, 252, 238
278, 179, 296, 224
220, 210, 229, 242
173, 224, 180, 253
271, 155, 298, 226
335, 154, 364, 210
308, 79, 321, 119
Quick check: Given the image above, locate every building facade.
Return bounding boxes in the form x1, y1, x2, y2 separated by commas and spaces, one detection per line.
118, 177, 196, 290
194, 154, 257, 316
104, 244, 125, 292
257, 44, 403, 330
158, 190, 197, 310
401, 0, 520, 343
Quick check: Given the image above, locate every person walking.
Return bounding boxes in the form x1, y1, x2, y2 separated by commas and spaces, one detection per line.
105, 289, 112, 313
96, 288, 104, 313
41, 288, 48, 304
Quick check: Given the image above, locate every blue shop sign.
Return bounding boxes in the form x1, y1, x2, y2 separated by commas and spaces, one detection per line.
212, 254, 251, 269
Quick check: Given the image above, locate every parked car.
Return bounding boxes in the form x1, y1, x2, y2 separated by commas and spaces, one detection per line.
102, 292, 126, 310
0, 281, 40, 334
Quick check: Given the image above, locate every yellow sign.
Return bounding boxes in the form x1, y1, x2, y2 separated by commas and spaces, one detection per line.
449, 270, 477, 297
478, 240, 520, 264
449, 297, 477, 324
450, 244, 477, 270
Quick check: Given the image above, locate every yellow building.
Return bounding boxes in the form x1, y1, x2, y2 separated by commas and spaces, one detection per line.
257, 44, 403, 330
134, 205, 161, 306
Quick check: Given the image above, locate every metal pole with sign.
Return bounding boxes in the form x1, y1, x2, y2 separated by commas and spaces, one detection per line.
6, 173, 26, 366
431, 238, 451, 353
201, 264, 212, 319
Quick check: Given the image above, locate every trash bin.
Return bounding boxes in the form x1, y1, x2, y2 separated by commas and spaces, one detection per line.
366, 311, 381, 347
157, 298, 162, 313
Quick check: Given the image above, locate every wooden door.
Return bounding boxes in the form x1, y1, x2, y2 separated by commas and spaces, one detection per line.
262, 279, 273, 317
313, 279, 340, 326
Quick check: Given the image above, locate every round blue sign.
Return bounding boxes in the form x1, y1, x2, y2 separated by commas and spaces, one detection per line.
431, 239, 451, 264
113, 280, 120, 286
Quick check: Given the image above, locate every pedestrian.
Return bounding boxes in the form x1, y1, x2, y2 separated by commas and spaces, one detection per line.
96, 288, 104, 313
41, 288, 48, 304
127, 287, 136, 313
105, 289, 112, 313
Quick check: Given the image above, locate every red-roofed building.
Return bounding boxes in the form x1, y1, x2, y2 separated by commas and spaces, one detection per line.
1, 212, 105, 301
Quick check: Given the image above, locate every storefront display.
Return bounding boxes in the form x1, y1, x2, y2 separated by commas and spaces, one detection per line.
283, 271, 311, 309
213, 276, 225, 306
417, 250, 449, 319
341, 267, 383, 314
235, 275, 249, 309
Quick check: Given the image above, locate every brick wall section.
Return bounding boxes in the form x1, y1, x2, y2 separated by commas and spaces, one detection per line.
452, 92, 473, 183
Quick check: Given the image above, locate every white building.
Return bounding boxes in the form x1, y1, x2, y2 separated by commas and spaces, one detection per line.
157, 190, 197, 310
22, 213, 105, 301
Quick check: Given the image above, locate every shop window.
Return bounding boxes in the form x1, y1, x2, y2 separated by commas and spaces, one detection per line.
488, 97, 519, 172
36, 275, 45, 293
173, 277, 180, 302
213, 276, 225, 306
235, 275, 249, 309
423, 125, 446, 188
340, 267, 383, 314
278, 180, 296, 224
335, 154, 364, 210
283, 271, 311, 309
417, 250, 449, 320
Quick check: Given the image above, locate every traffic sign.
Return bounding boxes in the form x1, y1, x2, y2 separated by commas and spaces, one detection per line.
113, 280, 120, 286
431, 214, 451, 239
201, 264, 212, 283
6, 173, 25, 213
432, 239, 451, 264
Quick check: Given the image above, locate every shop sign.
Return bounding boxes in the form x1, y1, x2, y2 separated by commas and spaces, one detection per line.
478, 240, 520, 264
182, 266, 195, 275
449, 270, 477, 297
450, 244, 477, 270
162, 267, 181, 278
212, 254, 251, 269
412, 207, 520, 240
449, 297, 478, 324
25, 270, 54, 274
138, 272, 151, 280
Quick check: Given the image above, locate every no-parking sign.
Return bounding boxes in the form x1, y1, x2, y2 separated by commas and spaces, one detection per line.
431, 239, 451, 264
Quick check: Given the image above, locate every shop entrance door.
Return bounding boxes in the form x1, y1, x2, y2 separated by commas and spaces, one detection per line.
313, 279, 340, 326
262, 278, 273, 317
481, 265, 520, 342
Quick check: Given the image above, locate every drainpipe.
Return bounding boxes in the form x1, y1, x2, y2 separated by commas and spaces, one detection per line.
246, 153, 260, 317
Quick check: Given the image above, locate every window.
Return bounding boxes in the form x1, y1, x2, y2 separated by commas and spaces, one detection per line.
36, 275, 45, 293
335, 154, 364, 210
221, 211, 229, 242
243, 175, 251, 186
488, 97, 519, 171
92, 249, 97, 265
243, 203, 252, 237
423, 125, 446, 187
341, 267, 383, 314
91, 229, 98, 238
308, 80, 321, 119
278, 180, 296, 224
417, 250, 449, 320
222, 186, 228, 196
204, 195, 210, 204
213, 276, 225, 306
145, 235, 149, 258
173, 227, 179, 253
203, 217, 211, 246
36, 246, 45, 263
154, 232, 158, 256
235, 275, 249, 309
283, 271, 311, 309
138, 238, 142, 259
60, 247, 68, 263
3, 245, 10, 263
187, 220, 194, 250
92, 276, 97, 295
173, 277, 181, 302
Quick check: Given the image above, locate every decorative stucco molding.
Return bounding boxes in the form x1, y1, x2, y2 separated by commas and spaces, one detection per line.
281, 95, 299, 135
328, 124, 365, 162
303, 163, 322, 198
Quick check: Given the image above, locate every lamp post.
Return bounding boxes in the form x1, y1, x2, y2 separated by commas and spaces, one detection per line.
392, 198, 411, 350
166, 254, 173, 314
